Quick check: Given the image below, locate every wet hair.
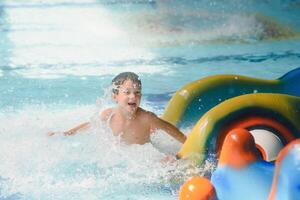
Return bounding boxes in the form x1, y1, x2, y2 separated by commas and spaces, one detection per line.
111, 72, 142, 94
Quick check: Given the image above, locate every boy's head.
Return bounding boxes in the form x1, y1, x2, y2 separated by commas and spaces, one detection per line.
111, 72, 142, 115
112, 72, 142, 94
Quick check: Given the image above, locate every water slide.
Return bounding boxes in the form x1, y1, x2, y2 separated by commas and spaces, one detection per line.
162, 67, 300, 200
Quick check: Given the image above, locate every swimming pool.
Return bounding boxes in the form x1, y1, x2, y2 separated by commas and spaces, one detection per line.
0, 0, 300, 199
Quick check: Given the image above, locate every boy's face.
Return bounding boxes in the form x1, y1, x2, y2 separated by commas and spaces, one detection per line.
113, 79, 141, 115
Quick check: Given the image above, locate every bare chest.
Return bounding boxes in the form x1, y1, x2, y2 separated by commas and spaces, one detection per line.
109, 116, 151, 144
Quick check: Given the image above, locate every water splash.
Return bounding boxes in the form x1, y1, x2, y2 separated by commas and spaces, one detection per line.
0, 101, 215, 199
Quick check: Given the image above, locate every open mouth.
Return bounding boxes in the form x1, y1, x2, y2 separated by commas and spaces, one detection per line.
128, 102, 137, 107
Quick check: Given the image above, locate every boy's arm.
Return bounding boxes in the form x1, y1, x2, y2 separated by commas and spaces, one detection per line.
48, 108, 112, 137
48, 122, 90, 136
63, 122, 90, 136
150, 113, 187, 144
62, 108, 112, 135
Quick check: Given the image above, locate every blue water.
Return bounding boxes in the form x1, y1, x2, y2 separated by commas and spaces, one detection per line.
0, 0, 300, 199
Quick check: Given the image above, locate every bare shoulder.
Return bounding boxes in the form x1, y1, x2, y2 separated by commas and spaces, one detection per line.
139, 109, 170, 131
138, 108, 158, 121
99, 108, 113, 121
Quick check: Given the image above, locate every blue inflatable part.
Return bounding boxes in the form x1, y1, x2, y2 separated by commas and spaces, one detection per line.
280, 67, 300, 96
211, 161, 274, 200
273, 143, 300, 200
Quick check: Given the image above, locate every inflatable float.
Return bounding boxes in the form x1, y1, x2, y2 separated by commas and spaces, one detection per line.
179, 130, 300, 200
161, 67, 300, 200
177, 93, 300, 164
163, 67, 300, 128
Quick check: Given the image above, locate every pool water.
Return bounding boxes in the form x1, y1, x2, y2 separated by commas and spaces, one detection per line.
0, 0, 300, 199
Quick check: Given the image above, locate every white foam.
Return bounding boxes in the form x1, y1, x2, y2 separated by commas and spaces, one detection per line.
0, 102, 212, 199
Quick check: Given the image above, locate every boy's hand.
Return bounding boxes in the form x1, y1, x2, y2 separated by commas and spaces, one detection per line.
63, 130, 75, 136
160, 155, 177, 164
47, 131, 57, 136
47, 131, 73, 136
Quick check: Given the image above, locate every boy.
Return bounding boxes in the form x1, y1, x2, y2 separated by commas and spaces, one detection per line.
51, 72, 186, 145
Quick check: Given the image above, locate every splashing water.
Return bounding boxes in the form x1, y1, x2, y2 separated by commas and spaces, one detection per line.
0, 101, 215, 200
1, 0, 300, 199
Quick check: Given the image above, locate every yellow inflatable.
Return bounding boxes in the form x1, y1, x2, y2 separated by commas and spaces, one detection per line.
163, 68, 300, 128
162, 68, 300, 164
176, 93, 300, 164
